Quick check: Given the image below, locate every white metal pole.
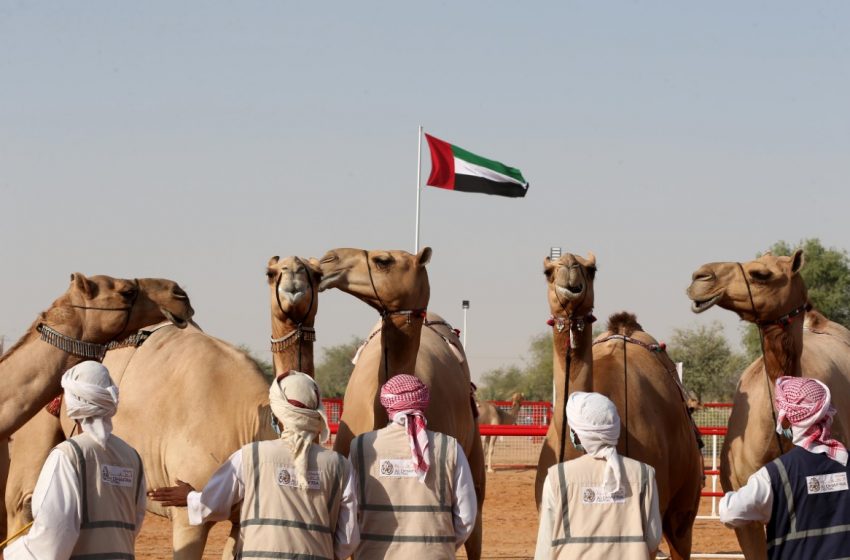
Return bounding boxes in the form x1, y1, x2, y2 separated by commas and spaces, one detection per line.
414, 125, 423, 254
711, 434, 718, 517
463, 307, 468, 349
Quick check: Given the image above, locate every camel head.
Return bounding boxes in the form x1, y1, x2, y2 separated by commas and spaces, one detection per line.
510, 392, 524, 406
318, 247, 432, 312
687, 250, 807, 323
44, 273, 194, 342
543, 252, 596, 317
266, 256, 322, 325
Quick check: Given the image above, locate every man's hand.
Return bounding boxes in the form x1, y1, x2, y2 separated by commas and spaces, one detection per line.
147, 479, 195, 507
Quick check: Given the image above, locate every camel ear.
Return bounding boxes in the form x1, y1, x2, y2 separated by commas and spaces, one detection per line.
417, 247, 432, 267
306, 258, 323, 281
585, 252, 597, 268
267, 256, 280, 267
69, 273, 96, 299
791, 249, 804, 274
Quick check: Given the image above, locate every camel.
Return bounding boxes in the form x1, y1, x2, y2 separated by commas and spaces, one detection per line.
5, 257, 322, 558
317, 247, 486, 560
0, 273, 193, 440
0, 273, 192, 543
536, 253, 703, 560
687, 250, 850, 559
477, 392, 524, 472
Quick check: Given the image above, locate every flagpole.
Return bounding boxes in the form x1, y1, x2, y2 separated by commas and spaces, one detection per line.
414, 125, 423, 254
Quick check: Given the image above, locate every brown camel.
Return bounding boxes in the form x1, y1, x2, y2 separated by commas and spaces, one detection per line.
536, 253, 702, 560
318, 247, 486, 560
477, 392, 524, 472
0, 273, 193, 440
6, 258, 322, 558
687, 250, 850, 559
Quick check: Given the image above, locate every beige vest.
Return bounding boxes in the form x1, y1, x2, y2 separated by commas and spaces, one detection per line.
351, 424, 457, 560
547, 454, 653, 560
56, 431, 143, 560
238, 439, 347, 560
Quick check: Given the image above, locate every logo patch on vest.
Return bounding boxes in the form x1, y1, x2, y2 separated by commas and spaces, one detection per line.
806, 472, 849, 495
275, 466, 320, 490
581, 486, 626, 504
101, 465, 134, 487
379, 459, 418, 478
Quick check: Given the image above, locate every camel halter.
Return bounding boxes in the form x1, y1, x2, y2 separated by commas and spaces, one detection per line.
36, 280, 141, 361
549, 262, 596, 463
270, 257, 316, 372
364, 250, 427, 385
736, 262, 809, 456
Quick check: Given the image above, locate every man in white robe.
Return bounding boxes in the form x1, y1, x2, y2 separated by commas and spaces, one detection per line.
5, 361, 146, 559
148, 371, 359, 559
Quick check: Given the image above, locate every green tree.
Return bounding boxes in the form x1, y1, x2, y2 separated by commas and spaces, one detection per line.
743, 239, 850, 359
315, 337, 363, 398
667, 322, 748, 402
478, 332, 553, 401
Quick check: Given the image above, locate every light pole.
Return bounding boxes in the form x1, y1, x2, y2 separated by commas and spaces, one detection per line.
462, 300, 469, 349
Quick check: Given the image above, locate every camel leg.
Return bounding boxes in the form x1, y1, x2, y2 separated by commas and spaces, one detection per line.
171, 511, 212, 559
484, 436, 495, 473
332, 421, 356, 458
220, 521, 239, 560
463, 429, 486, 560
734, 523, 767, 560
661, 509, 696, 560
535, 437, 558, 510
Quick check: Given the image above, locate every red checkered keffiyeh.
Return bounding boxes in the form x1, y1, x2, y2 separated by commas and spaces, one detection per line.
775, 376, 848, 466
380, 374, 431, 482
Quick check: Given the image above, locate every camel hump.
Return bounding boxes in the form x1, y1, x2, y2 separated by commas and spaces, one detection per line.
804, 308, 829, 330
606, 311, 643, 336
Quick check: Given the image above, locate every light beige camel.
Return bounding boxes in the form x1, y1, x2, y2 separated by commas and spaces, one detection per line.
536, 253, 598, 506
6, 258, 322, 558
477, 392, 524, 472
536, 253, 702, 560
687, 250, 850, 559
318, 247, 486, 560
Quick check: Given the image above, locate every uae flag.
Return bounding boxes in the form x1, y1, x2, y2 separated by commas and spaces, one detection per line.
424, 134, 529, 198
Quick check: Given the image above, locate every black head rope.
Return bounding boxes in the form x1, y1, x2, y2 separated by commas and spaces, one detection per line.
364, 249, 427, 387
271, 258, 316, 372
550, 262, 595, 464
736, 262, 809, 456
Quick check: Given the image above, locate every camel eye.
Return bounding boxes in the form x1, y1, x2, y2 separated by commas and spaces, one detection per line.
266, 270, 276, 280
749, 269, 772, 282
373, 255, 394, 269
120, 287, 137, 300
586, 266, 597, 280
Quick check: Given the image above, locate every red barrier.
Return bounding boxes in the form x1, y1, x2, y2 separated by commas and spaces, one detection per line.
324, 398, 731, 501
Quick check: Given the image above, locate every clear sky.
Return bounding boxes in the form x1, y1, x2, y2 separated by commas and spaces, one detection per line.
2, 2, 848, 382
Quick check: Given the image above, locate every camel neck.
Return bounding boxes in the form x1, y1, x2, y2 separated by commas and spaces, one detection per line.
270, 317, 315, 376
0, 324, 88, 439
759, 318, 805, 380
551, 320, 594, 458
379, 314, 424, 378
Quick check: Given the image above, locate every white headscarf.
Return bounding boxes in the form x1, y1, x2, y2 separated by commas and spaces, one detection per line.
61, 361, 119, 448
268, 371, 330, 489
566, 391, 623, 493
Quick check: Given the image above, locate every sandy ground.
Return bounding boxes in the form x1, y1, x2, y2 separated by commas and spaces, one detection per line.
134, 467, 742, 559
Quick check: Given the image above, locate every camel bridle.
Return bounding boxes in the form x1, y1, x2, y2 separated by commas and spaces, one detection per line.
364, 250, 427, 386
550, 262, 596, 463
36, 279, 141, 362
736, 262, 810, 456
270, 257, 316, 373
